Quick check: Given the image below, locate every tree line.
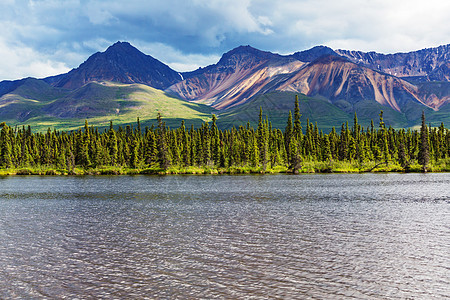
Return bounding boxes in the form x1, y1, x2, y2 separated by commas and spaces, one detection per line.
0, 95, 448, 173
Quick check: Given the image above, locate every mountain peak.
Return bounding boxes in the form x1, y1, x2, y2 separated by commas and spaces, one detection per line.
292, 45, 338, 62
228, 45, 259, 54
105, 41, 137, 53
217, 45, 281, 68
111, 41, 131, 47
49, 41, 181, 89
223, 45, 278, 58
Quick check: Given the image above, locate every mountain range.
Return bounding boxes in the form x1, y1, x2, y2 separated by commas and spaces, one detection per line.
1, 41, 449, 131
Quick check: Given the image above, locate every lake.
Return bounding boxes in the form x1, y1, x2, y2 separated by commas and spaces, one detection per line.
0, 173, 449, 299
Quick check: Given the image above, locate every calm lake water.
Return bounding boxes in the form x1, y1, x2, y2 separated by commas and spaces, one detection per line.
0, 173, 449, 299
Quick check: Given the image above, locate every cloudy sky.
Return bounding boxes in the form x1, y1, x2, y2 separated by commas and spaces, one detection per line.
1, 0, 449, 81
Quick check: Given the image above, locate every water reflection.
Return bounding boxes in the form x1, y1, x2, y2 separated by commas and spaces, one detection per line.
0, 174, 449, 298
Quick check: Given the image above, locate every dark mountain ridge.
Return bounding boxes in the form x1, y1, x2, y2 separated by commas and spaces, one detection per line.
291, 45, 339, 62
47, 41, 182, 89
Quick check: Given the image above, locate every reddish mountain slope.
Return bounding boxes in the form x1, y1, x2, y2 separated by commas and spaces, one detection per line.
166, 46, 304, 109
275, 55, 433, 111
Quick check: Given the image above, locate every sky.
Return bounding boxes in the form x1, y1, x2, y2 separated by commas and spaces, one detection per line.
1, 0, 449, 81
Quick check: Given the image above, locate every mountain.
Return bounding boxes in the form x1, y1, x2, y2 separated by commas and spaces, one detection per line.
275, 55, 429, 111
0, 79, 213, 131
336, 44, 450, 82
0, 41, 449, 131
167, 45, 305, 109
46, 41, 182, 90
216, 55, 439, 129
216, 91, 355, 131
291, 45, 339, 62
0, 78, 69, 122
0, 78, 31, 98
168, 47, 445, 122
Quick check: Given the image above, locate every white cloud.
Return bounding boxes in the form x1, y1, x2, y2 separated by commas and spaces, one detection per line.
249, 0, 450, 53
82, 38, 115, 53
0, 0, 450, 80
0, 39, 70, 80
131, 41, 221, 72
85, 9, 116, 25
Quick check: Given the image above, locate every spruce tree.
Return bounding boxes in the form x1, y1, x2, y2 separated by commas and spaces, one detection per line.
130, 137, 140, 168
378, 111, 390, 164
285, 111, 293, 155
338, 123, 348, 161
257, 108, 269, 170
293, 95, 302, 140
289, 136, 302, 173
0, 124, 13, 168
418, 111, 430, 171
398, 140, 409, 170
79, 120, 91, 167
157, 113, 171, 169
108, 125, 118, 166
202, 122, 211, 166
322, 135, 332, 162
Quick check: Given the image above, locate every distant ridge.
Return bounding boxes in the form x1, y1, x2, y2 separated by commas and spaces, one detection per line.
336, 44, 450, 81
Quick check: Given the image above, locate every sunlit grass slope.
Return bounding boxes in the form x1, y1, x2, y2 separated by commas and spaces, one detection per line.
217, 91, 354, 131
1, 81, 214, 131
217, 91, 448, 131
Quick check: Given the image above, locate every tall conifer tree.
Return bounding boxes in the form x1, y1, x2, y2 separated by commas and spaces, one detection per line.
418, 111, 430, 171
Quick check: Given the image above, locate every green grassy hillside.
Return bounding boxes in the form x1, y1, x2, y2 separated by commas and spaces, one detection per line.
428, 103, 450, 127
0, 81, 214, 131
217, 91, 447, 131
1, 80, 448, 132
218, 92, 357, 131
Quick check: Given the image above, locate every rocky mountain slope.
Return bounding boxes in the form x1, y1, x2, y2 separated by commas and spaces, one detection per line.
45, 41, 182, 90
167, 46, 304, 109
275, 55, 429, 111
336, 44, 450, 82
168, 45, 448, 114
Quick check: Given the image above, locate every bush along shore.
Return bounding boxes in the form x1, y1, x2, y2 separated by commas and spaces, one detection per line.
0, 96, 449, 175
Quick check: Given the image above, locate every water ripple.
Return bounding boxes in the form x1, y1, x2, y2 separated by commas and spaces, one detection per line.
0, 174, 448, 299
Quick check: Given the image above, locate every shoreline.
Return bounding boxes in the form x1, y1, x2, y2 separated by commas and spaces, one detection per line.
1, 162, 449, 176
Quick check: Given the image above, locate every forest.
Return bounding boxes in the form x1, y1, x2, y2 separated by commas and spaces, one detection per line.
0, 96, 449, 175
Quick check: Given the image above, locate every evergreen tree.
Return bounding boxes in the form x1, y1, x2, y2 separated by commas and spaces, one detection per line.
293, 95, 302, 140
398, 136, 409, 170
79, 120, 91, 167
0, 106, 448, 174
257, 108, 269, 170
130, 136, 140, 168
108, 124, 118, 166
322, 135, 332, 162
338, 123, 348, 161
157, 113, 171, 169
289, 136, 302, 173
285, 111, 293, 157
378, 111, 390, 164
202, 122, 211, 166
418, 111, 430, 171
0, 124, 13, 168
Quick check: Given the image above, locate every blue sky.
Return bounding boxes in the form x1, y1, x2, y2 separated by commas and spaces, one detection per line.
1, 0, 449, 81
